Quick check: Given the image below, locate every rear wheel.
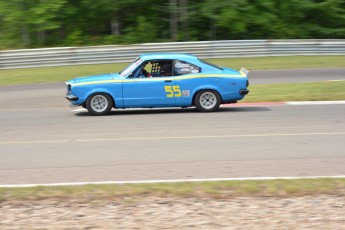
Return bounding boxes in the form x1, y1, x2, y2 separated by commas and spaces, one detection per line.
86, 93, 113, 116
194, 90, 221, 112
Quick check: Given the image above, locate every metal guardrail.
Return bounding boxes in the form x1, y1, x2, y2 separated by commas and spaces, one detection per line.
0, 39, 344, 69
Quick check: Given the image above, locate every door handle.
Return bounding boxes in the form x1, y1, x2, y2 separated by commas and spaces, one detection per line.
164, 80, 172, 83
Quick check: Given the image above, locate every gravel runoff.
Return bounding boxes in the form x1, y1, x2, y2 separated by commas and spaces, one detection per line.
1, 195, 345, 230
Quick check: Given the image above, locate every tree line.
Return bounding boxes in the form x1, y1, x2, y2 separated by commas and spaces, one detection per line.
0, 0, 344, 49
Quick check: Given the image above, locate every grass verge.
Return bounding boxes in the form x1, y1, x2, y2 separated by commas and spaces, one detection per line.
242, 81, 345, 102
0, 178, 344, 202
0, 55, 344, 86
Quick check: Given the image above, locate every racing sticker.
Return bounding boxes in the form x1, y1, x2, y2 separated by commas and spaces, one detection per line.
182, 90, 190, 97
164, 85, 181, 97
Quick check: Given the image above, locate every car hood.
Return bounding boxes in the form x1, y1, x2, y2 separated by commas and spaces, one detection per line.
73, 73, 122, 84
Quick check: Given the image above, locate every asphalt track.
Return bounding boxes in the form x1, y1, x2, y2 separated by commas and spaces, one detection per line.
0, 68, 344, 185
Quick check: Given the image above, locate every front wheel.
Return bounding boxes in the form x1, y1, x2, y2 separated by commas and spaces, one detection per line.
194, 90, 221, 112
86, 93, 113, 116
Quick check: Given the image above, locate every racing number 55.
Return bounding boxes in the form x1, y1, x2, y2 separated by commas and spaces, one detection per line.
165, 85, 182, 97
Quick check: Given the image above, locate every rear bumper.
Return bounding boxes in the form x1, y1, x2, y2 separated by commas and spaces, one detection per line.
239, 89, 249, 95
65, 94, 79, 101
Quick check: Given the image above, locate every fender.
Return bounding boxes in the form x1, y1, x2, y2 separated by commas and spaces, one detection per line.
191, 84, 224, 104
84, 88, 123, 108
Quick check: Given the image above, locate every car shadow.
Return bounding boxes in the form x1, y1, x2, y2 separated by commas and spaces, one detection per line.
74, 106, 271, 117
219, 106, 271, 113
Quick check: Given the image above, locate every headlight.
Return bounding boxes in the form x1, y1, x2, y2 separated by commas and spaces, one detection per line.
67, 84, 71, 93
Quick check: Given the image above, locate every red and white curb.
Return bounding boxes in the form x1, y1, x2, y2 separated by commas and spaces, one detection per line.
286, 100, 345, 105
1, 175, 345, 188
225, 100, 345, 107
225, 102, 286, 107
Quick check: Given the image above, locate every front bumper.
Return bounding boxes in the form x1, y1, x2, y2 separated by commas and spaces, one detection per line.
239, 89, 249, 96
65, 94, 79, 101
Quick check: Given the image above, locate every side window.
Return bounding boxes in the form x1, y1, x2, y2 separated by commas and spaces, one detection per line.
174, 60, 200, 76
150, 61, 173, 77
129, 61, 173, 78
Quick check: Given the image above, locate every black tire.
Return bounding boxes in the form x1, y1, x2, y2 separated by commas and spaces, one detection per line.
86, 93, 113, 116
194, 90, 221, 112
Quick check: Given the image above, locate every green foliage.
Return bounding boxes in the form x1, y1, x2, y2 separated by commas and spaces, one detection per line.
123, 16, 158, 43
0, 0, 67, 47
65, 29, 86, 45
0, 0, 344, 49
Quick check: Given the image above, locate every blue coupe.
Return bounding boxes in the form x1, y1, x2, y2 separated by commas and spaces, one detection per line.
65, 53, 249, 115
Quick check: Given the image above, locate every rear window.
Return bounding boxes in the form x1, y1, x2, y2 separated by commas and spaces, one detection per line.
174, 60, 200, 75
199, 59, 223, 70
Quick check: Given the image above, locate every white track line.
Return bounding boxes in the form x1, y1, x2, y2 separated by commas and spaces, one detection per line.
1, 132, 345, 145
71, 108, 86, 112
1, 175, 345, 188
286, 101, 345, 105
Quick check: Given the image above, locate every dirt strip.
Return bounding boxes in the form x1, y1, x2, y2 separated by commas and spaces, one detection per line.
1, 195, 344, 229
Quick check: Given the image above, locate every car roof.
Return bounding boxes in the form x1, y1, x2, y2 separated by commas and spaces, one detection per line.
139, 53, 199, 62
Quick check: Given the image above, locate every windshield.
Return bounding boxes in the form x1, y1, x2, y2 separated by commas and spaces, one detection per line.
119, 57, 143, 77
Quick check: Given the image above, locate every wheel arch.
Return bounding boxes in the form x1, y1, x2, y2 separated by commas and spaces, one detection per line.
191, 87, 223, 106
84, 89, 116, 108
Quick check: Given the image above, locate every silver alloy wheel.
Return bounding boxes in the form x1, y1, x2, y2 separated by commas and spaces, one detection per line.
199, 91, 217, 109
90, 95, 108, 113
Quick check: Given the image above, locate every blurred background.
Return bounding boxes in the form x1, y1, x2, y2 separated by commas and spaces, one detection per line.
1, 2, 345, 229
0, 0, 345, 49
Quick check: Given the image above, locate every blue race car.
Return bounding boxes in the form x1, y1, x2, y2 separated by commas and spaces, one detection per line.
65, 53, 249, 115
